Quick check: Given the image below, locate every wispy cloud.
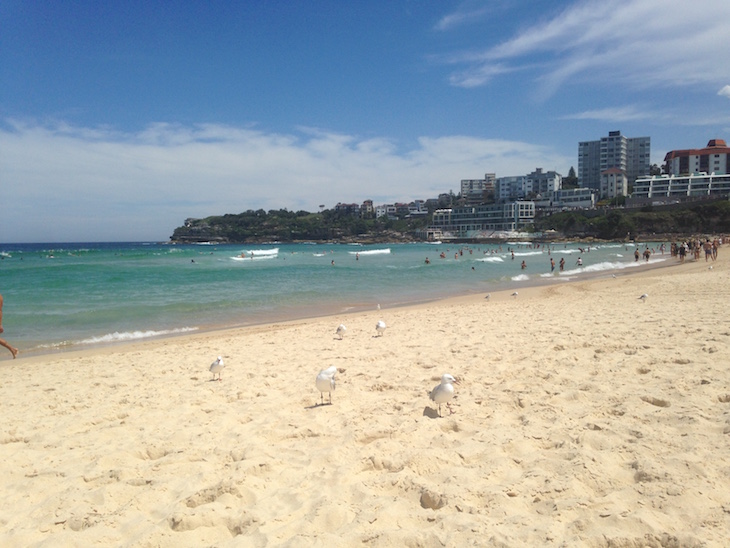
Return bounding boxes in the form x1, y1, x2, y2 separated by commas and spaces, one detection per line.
719, 85, 730, 99
434, 1, 492, 31
561, 105, 659, 122
0, 120, 570, 242
442, 0, 730, 96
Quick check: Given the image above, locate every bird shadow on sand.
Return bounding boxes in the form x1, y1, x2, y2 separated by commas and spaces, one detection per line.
422, 407, 441, 419
305, 402, 334, 410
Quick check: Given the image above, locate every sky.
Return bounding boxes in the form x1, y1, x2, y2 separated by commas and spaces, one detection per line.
2, 0, 730, 243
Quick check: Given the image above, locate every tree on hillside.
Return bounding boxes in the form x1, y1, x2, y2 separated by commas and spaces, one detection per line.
563, 166, 579, 189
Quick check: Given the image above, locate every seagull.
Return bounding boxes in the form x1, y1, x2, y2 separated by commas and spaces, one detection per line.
316, 366, 337, 405
485, 293, 491, 301
375, 320, 387, 336
430, 374, 457, 417
335, 324, 347, 339
377, 303, 381, 310
511, 291, 519, 298
638, 293, 648, 303
210, 356, 225, 381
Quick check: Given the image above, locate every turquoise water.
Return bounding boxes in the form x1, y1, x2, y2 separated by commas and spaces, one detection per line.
0, 240, 669, 355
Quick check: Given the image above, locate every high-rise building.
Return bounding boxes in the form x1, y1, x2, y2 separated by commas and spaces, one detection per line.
578, 131, 650, 194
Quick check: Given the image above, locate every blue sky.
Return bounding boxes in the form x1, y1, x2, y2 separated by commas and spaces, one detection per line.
2, 0, 729, 242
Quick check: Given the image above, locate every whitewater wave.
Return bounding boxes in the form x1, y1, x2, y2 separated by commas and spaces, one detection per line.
348, 248, 391, 256
561, 257, 667, 276
476, 256, 504, 263
230, 248, 280, 261
43, 327, 200, 349
511, 251, 544, 257
511, 274, 530, 281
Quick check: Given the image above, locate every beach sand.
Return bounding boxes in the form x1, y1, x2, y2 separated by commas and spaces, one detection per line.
1, 251, 729, 546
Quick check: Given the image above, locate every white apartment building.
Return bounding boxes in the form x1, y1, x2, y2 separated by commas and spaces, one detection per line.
630, 172, 730, 205
495, 175, 527, 201
600, 168, 628, 200
663, 139, 730, 176
431, 201, 535, 236
526, 168, 562, 196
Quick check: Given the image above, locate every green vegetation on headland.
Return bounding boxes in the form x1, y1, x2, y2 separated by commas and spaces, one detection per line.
535, 200, 730, 240
170, 209, 428, 244
170, 199, 730, 244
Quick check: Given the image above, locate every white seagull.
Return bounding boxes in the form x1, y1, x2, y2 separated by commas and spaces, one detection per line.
511, 291, 519, 298
335, 324, 347, 339
375, 320, 387, 336
638, 293, 649, 302
485, 293, 491, 301
210, 356, 225, 381
430, 374, 457, 417
316, 366, 337, 405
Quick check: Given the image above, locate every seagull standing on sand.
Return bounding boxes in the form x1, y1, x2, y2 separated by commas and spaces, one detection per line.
336, 324, 347, 340
430, 374, 457, 417
638, 293, 648, 303
210, 356, 225, 381
485, 293, 491, 301
376, 320, 387, 336
316, 366, 337, 405
511, 291, 519, 298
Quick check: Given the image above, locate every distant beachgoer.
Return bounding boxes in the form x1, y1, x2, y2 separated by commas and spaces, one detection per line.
559, 258, 565, 272
331, 260, 335, 266
521, 260, 526, 270
0, 294, 19, 359
643, 249, 651, 262
425, 258, 430, 264
550, 258, 555, 272
704, 240, 712, 262
511, 251, 515, 260
634, 249, 640, 262
576, 257, 583, 266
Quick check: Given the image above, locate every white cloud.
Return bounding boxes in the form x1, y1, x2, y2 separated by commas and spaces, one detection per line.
719, 85, 730, 99
443, 0, 730, 96
0, 120, 570, 242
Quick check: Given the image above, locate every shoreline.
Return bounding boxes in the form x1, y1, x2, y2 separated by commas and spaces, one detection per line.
3, 247, 680, 362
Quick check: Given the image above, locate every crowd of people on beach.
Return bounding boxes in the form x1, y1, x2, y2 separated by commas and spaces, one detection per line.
670, 238, 720, 263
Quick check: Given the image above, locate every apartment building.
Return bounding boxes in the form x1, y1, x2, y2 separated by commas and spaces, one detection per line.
431, 201, 535, 237
460, 174, 496, 203
600, 168, 628, 200
663, 139, 730, 176
578, 130, 650, 193
630, 172, 730, 205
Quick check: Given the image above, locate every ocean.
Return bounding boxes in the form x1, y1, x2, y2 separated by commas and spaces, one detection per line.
0, 240, 670, 356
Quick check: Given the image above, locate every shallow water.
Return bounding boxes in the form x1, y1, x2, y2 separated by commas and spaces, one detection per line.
0, 240, 669, 354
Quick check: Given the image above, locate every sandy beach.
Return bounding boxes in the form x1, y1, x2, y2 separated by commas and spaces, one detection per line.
1, 250, 729, 546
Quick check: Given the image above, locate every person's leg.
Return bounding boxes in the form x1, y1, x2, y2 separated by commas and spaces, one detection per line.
0, 338, 18, 358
